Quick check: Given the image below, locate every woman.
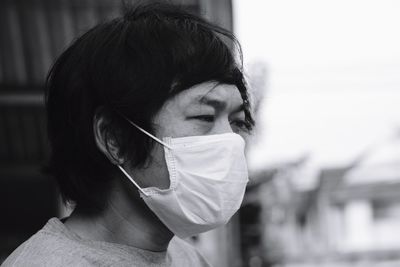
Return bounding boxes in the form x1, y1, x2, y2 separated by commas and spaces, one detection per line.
3, 3, 255, 266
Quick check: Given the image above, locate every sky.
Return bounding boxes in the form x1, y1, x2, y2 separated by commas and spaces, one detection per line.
233, 0, 400, 187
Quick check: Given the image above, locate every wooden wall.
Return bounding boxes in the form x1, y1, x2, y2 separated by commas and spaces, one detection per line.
0, 0, 236, 264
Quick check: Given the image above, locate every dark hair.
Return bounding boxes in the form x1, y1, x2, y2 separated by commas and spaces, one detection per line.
45, 2, 255, 213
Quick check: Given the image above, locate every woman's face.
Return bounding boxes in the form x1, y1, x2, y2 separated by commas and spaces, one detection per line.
127, 81, 250, 190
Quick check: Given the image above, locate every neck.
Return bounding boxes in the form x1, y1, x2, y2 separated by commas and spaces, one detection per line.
64, 180, 173, 252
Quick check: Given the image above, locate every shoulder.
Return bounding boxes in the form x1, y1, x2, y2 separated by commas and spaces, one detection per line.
2, 230, 80, 266
1, 218, 114, 267
168, 237, 212, 267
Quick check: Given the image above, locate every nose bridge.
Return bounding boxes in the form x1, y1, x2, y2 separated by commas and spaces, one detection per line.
212, 115, 233, 135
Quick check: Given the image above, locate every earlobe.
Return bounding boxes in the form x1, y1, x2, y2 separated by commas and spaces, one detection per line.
93, 111, 124, 165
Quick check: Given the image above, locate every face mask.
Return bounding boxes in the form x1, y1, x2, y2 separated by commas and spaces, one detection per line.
117, 119, 249, 239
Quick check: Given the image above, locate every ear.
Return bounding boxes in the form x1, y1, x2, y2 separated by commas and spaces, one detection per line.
93, 109, 124, 165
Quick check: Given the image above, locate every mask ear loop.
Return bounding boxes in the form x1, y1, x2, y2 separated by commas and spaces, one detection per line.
117, 165, 149, 197
117, 114, 172, 196
121, 115, 172, 150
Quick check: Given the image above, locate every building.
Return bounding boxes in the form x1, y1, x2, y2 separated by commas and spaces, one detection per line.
240, 133, 400, 267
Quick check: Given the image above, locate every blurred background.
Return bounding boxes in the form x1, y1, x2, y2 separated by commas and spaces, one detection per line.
1, 0, 400, 266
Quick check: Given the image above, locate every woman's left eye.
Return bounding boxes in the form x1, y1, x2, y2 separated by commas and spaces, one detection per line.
192, 115, 215, 122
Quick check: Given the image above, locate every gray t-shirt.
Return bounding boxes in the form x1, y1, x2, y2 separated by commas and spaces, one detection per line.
2, 218, 211, 267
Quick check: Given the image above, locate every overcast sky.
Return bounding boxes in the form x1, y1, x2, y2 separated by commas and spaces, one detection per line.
234, 0, 400, 180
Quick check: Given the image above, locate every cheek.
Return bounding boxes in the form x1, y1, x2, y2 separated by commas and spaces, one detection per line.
153, 107, 183, 138
149, 144, 171, 189
155, 113, 203, 138
135, 143, 170, 190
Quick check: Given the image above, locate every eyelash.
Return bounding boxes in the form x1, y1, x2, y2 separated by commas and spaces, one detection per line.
192, 115, 215, 122
192, 115, 250, 131
231, 120, 251, 132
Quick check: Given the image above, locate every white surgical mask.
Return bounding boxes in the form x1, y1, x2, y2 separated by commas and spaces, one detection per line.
117, 120, 249, 238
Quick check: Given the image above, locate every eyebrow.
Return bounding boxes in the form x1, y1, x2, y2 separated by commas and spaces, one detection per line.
197, 96, 244, 113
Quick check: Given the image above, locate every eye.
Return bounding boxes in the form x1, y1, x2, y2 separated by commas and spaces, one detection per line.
231, 119, 251, 132
191, 115, 215, 123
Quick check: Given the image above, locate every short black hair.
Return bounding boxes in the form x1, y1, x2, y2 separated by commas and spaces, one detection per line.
45, 2, 255, 213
